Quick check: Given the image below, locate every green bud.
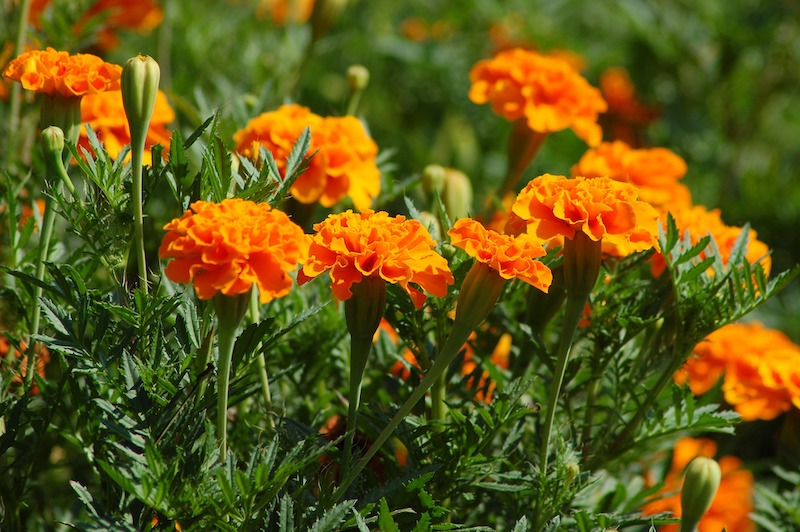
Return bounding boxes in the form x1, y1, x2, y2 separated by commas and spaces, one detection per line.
347, 64, 370, 92
441, 167, 473, 219
564, 461, 580, 485
679, 457, 721, 532
122, 55, 160, 156
41, 126, 65, 156
422, 164, 446, 194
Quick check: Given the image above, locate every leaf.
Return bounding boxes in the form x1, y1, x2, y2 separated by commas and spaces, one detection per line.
512, 515, 529, 532
378, 498, 401, 532
278, 494, 295, 531
308, 500, 356, 532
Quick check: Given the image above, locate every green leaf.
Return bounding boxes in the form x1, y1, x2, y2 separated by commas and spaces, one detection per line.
378, 498, 401, 532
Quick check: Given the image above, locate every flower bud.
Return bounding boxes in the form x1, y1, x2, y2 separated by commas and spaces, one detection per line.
422, 164, 446, 195
41, 126, 65, 156
122, 55, 160, 154
565, 461, 580, 485
347, 64, 370, 93
441, 167, 473, 219
680, 457, 721, 532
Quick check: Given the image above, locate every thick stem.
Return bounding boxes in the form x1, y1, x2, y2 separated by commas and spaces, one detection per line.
131, 144, 148, 294
342, 332, 373, 476
249, 291, 273, 430
429, 371, 447, 428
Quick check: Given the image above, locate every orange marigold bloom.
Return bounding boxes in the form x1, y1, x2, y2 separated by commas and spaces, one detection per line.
159, 199, 308, 303
511, 174, 660, 257
3, 47, 121, 98
469, 48, 607, 146
1, 335, 50, 394
79, 89, 174, 164
599, 67, 660, 146
642, 437, 754, 532
652, 204, 771, 278
299, 210, 454, 308
676, 322, 800, 421
233, 104, 381, 211
256, 0, 315, 24
448, 218, 552, 293
571, 141, 691, 213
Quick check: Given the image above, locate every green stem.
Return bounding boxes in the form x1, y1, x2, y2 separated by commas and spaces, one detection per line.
537, 293, 588, 475
429, 371, 446, 427
131, 143, 148, 294
7, 0, 32, 171
334, 322, 474, 500
27, 191, 58, 387
214, 292, 250, 455
342, 333, 372, 476
249, 291, 273, 430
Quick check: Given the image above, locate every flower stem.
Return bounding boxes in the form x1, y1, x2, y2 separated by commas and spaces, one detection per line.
27, 192, 57, 388
249, 291, 273, 431
429, 371, 447, 428
342, 332, 372, 476
131, 146, 148, 295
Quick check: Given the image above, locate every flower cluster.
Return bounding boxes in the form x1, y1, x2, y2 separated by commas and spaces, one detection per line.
159, 199, 308, 303
233, 104, 381, 211
3, 47, 121, 98
510, 174, 661, 257
300, 210, 454, 308
675, 322, 800, 421
469, 48, 607, 146
448, 217, 552, 293
571, 140, 691, 213
642, 437, 754, 532
79, 89, 174, 164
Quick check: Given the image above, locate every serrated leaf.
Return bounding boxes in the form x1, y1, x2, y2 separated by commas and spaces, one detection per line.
378, 498, 401, 532
308, 500, 356, 532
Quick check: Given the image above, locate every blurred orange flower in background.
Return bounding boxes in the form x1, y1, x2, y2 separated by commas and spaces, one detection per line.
651, 204, 771, 278
448, 217, 552, 293
675, 321, 800, 421
28, 0, 163, 50
469, 48, 607, 146
299, 210, 454, 308
511, 174, 660, 257
233, 104, 381, 211
642, 437, 754, 532
79, 89, 174, 164
1, 335, 50, 394
572, 140, 691, 213
256, 0, 315, 24
159, 199, 308, 303
599, 67, 660, 145
3, 47, 121, 98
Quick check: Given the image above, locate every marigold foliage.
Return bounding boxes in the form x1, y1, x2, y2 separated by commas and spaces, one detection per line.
448, 217, 552, 293
300, 210, 454, 308
159, 198, 308, 303
3, 47, 121, 98
468, 48, 607, 146
642, 437, 754, 532
676, 322, 800, 421
511, 173, 661, 257
79, 89, 174, 164
233, 103, 381, 211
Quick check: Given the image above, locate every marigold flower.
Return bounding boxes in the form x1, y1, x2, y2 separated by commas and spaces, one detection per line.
511, 174, 661, 256
642, 437, 754, 532
1, 335, 50, 394
599, 67, 660, 145
651, 204, 771, 278
299, 210, 454, 308
3, 47, 121, 98
257, 0, 315, 24
571, 141, 691, 213
159, 199, 308, 303
233, 104, 381, 211
78, 89, 173, 164
469, 48, 607, 146
675, 322, 800, 421
448, 218, 552, 293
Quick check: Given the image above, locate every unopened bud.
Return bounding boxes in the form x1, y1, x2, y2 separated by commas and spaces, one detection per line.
347, 64, 370, 92
441, 167, 473, 219
680, 457, 721, 532
122, 55, 160, 155
564, 461, 580, 485
422, 164, 446, 194
41, 126, 65, 155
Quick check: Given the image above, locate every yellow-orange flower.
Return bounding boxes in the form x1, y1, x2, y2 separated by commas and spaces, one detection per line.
642, 437, 754, 532
651, 204, 771, 278
675, 322, 800, 421
469, 48, 607, 146
571, 141, 691, 213
79, 89, 174, 164
159, 199, 308, 303
511, 174, 660, 257
1, 335, 50, 394
448, 218, 552, 293
299, 210, 454, 308
233, 104, 381, 211
3, 47, 121, 98
599, 67, 659, 145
